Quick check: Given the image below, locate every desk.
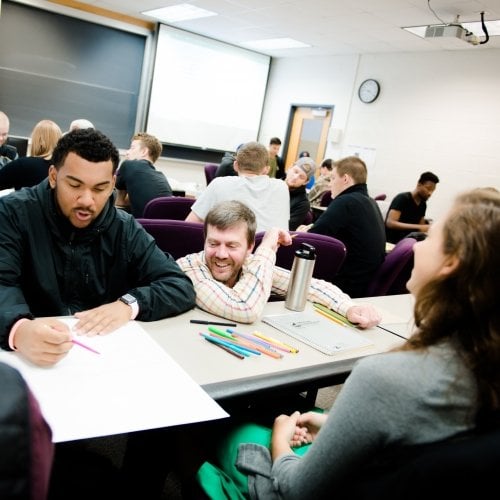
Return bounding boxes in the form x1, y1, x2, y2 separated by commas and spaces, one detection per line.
144, 296, 412, 404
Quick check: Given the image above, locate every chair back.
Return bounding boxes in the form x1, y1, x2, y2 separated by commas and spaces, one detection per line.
137, 219, 205, 259
204, 163, 218, 186
254, 231, 346, 283
366, 237, 416, 296
142, 196, 195, 220
0, 362, 54, 500
320, 191, 332, 207
374, 193, 387, 201
343, 427, 500, 499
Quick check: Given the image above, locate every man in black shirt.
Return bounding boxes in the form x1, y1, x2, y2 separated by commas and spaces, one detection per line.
385, 171, 440, 243
115, 132, 173, 217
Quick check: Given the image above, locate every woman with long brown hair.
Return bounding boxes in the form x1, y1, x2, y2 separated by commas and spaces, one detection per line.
195, 187, 500, 499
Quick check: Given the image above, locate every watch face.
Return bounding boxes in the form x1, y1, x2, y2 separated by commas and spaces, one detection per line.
358, 79, 380, 103
120, 293, 136, 305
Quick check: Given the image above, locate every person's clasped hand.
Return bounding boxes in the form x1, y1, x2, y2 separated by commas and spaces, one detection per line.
73, 301, 132, 336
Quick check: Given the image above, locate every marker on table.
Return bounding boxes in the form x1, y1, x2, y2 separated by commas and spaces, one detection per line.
253, 331, 299, 353
190, 319, 237, 327
227, 329, 283, 359
199, 333, 252, 357
313, 303, 355, 327
207, 326, 235, 340
204, 336, 245, 360
314, 307, 347, 327
72, 338, 100, 355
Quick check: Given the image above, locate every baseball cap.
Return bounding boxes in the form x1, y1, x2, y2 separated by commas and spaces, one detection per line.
295, 157, 316, 181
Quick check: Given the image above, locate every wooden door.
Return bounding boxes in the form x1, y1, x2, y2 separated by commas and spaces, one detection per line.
284, 106, 333, 171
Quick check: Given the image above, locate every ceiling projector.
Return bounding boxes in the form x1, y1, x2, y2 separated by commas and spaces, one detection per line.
424, 24, 480, 45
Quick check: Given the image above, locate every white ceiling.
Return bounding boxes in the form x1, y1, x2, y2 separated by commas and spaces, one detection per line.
73, 0, 500, 57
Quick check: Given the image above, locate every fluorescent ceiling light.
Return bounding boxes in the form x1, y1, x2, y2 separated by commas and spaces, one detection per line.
402, 20, 500, 38
243, 38, 310, 50
142, 4, 217, 23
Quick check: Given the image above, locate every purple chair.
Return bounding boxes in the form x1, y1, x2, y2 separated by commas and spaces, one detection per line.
204, 163, 218, 186
142, 196, 195, 220
0, 362, 54, 500
366, 237, 417, 296
254, 231, 346, 283
137, 219, 205, 259
374, 193, 387, 201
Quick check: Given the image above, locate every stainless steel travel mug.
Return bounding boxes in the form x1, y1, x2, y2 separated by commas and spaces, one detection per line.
285, 242, 316, 311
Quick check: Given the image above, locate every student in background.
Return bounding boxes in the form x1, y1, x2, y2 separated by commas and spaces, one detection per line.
297, 156, 385, 298
285, 157, 315, 230
267, 137, 285, 179
0, 119, 62, 190
115, 132, 173, 217
385, 171, 440, 243
194, 187, 500, 499
308, 158, 333, 208
0, 111, 18, 168
215, 143, 243, 178
68, 118, 94, 132
178, 199, 380, 325
186, 141, 289, 232
0, 128, 195, 367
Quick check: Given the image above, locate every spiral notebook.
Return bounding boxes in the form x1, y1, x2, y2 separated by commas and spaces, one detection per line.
262, 311, 372, 355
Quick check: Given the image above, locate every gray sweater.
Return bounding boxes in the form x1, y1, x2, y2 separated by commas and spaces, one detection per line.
237, 341, 477, 499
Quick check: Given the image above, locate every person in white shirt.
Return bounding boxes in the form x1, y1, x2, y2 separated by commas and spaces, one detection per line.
186, 141, 289, 232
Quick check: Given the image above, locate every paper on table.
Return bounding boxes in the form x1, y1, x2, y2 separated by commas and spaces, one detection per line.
0, 319, 228, 442
262, 311, 372, 355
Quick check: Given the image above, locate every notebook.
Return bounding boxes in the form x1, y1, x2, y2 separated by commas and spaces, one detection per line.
262, 311, 372, 355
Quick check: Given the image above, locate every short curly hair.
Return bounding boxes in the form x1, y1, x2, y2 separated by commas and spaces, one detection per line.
52, 129, 120, 173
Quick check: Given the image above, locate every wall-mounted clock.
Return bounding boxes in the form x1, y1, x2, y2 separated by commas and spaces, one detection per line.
358, 79, 380, 103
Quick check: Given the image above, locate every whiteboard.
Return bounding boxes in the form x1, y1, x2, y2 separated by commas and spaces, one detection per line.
147, 25, 270, 152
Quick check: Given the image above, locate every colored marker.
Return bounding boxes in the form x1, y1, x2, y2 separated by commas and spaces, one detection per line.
227, 330, 283, 359
314, 307, 347, 327
72, 338, 100, 355
252, 331, 299, 353
191, 319, 237, 327
199, 333, 251, 357
204, 336, 245, 360
207, 326, 235, 339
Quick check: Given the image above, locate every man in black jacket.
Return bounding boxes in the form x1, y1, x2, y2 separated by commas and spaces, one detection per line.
0, 129, 195, 367
297, 156, 386, 298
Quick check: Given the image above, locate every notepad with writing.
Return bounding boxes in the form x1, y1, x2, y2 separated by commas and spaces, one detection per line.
262, 312, 372, 355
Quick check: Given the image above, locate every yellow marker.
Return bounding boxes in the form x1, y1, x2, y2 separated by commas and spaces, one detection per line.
253, 331, 299, 353
314, 307, 347, 327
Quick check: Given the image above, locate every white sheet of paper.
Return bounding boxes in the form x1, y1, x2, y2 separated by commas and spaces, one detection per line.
0, 319, 228, 442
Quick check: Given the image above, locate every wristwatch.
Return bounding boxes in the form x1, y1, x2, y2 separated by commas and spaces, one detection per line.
119, 293, 137, 306
118, 293, 138, 320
